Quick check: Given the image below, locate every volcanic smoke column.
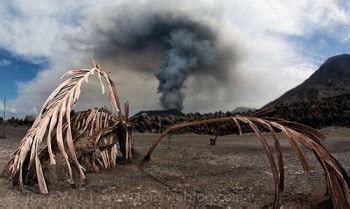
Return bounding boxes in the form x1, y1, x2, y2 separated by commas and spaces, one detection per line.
155, 29, 216, 110
74, 9, 235, 112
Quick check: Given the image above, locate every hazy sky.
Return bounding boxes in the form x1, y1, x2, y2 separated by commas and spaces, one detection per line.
0, 0, 349, 118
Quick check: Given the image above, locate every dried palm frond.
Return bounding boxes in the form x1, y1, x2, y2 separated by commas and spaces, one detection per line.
69, 106, 132, 170
3, 60, 132, 194
37, 107, 129, 172
140, 116, 350, 209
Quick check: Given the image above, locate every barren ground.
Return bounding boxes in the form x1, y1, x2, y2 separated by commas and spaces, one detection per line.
0, 126, 349, 208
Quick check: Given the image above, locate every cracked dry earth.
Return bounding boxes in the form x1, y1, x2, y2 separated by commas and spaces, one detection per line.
0, 126, 349, 208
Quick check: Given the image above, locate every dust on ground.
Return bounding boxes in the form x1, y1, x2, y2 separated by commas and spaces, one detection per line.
0, 125, 349, 208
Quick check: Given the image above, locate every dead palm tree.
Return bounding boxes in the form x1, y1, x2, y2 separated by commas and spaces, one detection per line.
3, 60, 132, 193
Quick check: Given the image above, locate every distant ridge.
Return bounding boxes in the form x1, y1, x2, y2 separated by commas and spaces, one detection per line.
132, 108, 183, 118
265, 54, 350, 107
261, 54, 350, 128
232, 107, 256, 113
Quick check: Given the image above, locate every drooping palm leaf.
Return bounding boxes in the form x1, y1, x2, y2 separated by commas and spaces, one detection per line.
36, 107, 123, 172
140, 117, 350, 209
3, 60, 131, 194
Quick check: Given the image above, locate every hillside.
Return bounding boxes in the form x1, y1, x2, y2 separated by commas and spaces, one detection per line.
262, 54, 350, 128
266, 54, 350, 107
266, 93, 350, 128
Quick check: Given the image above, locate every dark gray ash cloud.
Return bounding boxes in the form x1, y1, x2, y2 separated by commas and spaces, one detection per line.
70, 6, 240, 111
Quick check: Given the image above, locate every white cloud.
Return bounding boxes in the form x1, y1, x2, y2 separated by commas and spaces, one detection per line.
0, 58, 11, 67
0, 0, 349, 117
0, 101, 18, 118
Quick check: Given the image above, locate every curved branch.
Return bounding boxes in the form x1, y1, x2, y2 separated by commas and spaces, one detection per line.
139, 116, 349, 209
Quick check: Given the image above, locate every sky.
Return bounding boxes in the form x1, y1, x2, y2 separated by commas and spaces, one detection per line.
0, 0, 349, 118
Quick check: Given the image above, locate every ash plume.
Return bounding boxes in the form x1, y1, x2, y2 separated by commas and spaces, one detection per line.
155, 22, 217, 110
70, 5, 240, 111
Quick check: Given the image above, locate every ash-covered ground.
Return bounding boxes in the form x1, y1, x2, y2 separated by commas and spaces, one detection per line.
0, 126, 349, 208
